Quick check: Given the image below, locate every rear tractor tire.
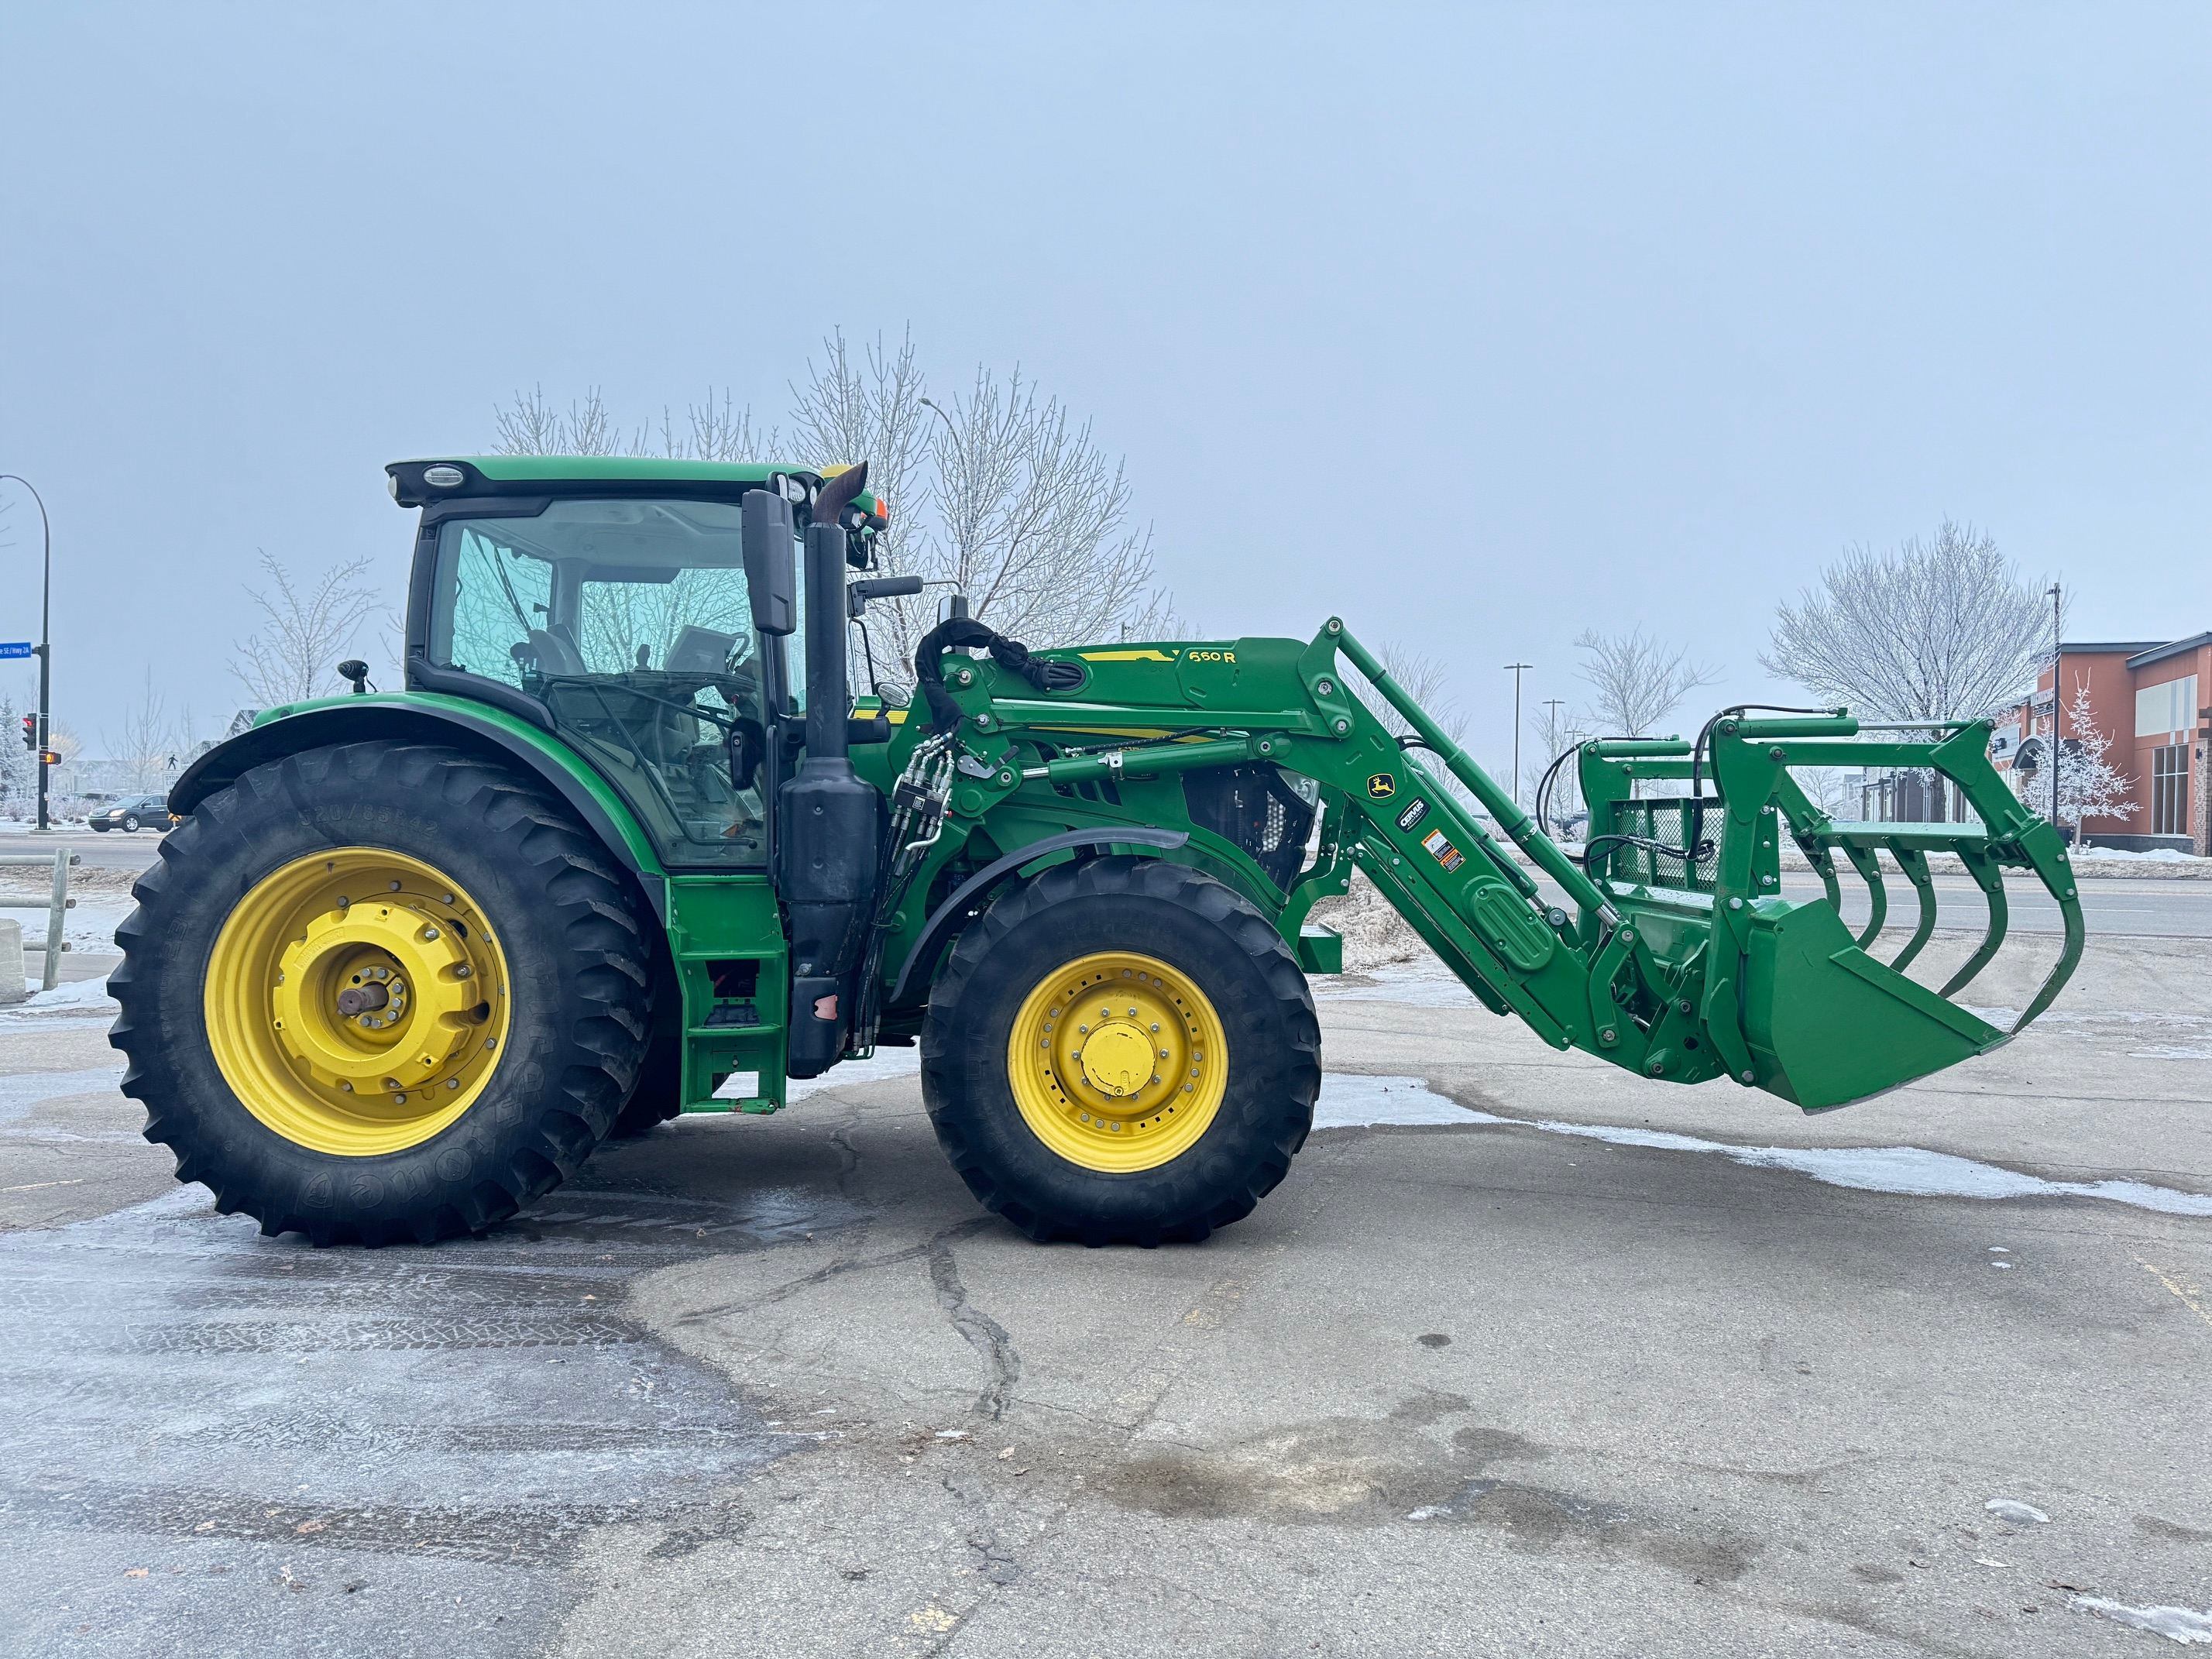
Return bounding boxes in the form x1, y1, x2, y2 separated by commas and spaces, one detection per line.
110, 740, 654, 1245
922, 857, 1321, 1245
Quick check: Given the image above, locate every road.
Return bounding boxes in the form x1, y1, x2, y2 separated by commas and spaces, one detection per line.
1, 933, 2207, 1655
0, 827, 168, 872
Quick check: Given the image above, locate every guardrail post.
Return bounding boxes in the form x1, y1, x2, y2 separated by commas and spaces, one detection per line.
43, 849, 68, 992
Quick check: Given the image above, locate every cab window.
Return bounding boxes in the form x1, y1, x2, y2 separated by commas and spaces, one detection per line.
427, 498, 795, 868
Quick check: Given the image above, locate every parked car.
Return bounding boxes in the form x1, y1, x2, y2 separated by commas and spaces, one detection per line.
88, 794, 177, 833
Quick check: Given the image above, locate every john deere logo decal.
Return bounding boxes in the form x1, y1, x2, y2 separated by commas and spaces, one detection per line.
1365, 773, 1396, 799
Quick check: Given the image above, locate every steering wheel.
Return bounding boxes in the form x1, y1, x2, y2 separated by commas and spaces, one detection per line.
526, 627, 586, 675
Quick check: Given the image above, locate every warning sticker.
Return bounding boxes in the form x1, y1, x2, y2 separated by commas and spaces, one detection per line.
1420, 828, 1465, 873
1396, 798, 1428, 832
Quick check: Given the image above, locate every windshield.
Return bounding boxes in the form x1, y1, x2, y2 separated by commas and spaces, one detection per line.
427, 498, 800, 868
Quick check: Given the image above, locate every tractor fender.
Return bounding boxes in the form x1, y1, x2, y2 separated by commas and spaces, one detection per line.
169, 698, 671, 922
888, 827, 1189, 1009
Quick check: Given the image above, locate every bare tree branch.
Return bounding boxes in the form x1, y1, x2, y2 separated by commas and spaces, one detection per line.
104, 668, 187, 792
1573, 627, 1716, 737
925, 365, 1176, 660
230, 551, 383, 707
1761, 520, 2051, 720
788, 329, 934, 671
495, 337, 1182, 696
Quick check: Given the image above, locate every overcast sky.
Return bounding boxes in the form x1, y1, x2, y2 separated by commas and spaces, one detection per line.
3, 2, 2207, 771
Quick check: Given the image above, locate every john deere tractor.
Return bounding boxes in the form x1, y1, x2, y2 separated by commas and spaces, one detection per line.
112, 456, 2085, 1246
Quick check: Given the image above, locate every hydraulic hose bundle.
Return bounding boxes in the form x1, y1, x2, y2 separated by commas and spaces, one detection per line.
913, 617, 1084, 732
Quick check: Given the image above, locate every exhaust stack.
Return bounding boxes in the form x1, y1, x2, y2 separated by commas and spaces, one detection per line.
778, 464, 882, 1078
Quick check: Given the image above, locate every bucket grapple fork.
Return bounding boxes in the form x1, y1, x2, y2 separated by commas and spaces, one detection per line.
1577, 714, 2083, 1109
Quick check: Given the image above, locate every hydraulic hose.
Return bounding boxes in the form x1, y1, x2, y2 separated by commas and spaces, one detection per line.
912, 617, 1083, 731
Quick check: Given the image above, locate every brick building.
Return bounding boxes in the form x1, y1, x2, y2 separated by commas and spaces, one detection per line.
1993, 632, 2210, 853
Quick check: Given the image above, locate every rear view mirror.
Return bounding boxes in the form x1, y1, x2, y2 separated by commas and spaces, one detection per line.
741, 489, 798, 636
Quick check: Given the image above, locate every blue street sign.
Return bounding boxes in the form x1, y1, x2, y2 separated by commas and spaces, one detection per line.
0, 643, 31, 660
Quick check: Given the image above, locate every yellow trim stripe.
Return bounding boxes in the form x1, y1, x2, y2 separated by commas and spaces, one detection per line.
1077, 648, 1176, 663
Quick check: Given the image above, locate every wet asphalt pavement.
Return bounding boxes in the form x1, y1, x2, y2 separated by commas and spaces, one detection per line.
0, 1156, 843, 1656
1, 926, 2208, 1656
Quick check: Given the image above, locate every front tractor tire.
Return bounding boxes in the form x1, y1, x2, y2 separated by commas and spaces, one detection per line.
110, 741, 654, 1245
922, 857, 1321, 1245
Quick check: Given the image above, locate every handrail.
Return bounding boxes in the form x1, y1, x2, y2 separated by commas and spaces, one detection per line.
0, 850, 77, 992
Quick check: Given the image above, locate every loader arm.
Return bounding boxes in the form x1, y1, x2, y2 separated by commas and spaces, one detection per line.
902, 619, 2083, 1115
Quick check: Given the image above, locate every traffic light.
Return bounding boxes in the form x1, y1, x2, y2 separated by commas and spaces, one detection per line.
17, 714, 32, 752
37, 750, 59, 767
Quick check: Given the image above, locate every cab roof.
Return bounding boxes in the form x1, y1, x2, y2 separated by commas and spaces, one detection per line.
385, 455, 885, 522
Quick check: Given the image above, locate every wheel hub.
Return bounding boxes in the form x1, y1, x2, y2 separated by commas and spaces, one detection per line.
204, 849, 510, 1156
1077, 1021, 1155, 1097
267, 897, 481, 1098
1007, 950, 1229, 1173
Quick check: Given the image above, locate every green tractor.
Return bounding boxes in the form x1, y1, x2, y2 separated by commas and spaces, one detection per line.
113, 456, 2085, 1246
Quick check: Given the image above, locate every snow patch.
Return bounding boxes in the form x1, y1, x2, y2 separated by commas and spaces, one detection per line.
1313, 1074, 1479, 1128
2133, 1046, 2212, 1061
0, 974, 118, 1025
2071, 1595, 2212, 1644
1306, 1088, 2212, 1218
1505, 1119, 2212, 1217
784, 1046, 923, 1101
1984, 1498, 2049, 1524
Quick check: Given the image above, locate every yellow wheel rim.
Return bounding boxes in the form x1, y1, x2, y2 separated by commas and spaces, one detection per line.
1006, 950, 1229, 1173
204, 848, 513, 1157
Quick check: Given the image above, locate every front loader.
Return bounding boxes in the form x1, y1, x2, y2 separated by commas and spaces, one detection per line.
112, 455, 2086, 1245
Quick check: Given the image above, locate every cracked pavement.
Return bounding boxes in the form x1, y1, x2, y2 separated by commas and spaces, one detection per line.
2, 934, 2208, 1655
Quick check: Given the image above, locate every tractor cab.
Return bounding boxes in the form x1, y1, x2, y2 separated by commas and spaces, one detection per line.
389, 457, 887, 870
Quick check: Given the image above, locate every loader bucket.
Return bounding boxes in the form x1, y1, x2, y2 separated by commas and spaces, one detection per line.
1579, 713, 2083, 1112
1738, 898, 2002, 1109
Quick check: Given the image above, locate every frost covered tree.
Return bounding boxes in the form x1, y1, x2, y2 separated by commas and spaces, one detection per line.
489, 329, 1177, 689
1347, 641, 1472, 757
1764, 521, 2049, 720
0, 696, 29, 812
230, 552, 384, 707
105, 670, 187, 792
1526, 699, 1588, 833
1573, 627, 1715, 737
493, 384, 779, 462
2032, 680, 2136, 832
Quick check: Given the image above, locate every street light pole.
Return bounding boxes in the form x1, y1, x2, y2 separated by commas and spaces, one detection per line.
1503, 662, 1532, 809
0, 476, 51, 832
2046, 582, 2062, 836
1540, 696, 1565, 832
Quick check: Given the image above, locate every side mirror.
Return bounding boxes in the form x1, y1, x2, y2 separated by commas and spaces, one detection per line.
741, 489, 798, 637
